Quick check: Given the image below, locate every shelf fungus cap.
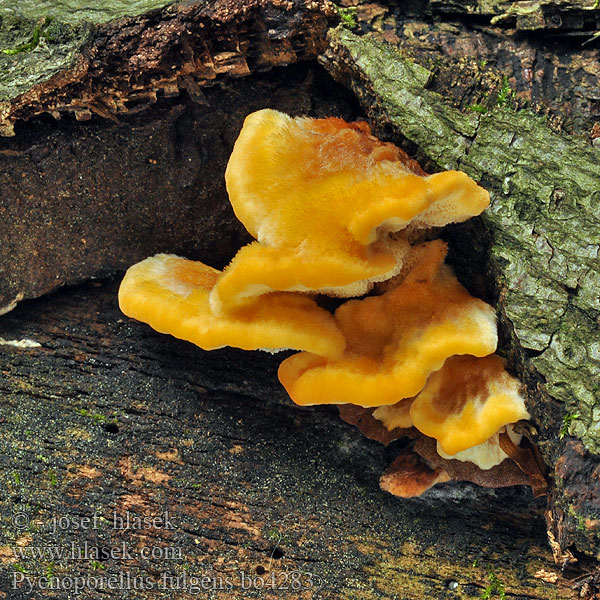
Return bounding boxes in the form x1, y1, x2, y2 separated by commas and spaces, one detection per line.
213, 109, 490, 311
278, 241, 498, 407
118, 254, 345, 357
436, 425, 523, 470
409, 354, 531, 458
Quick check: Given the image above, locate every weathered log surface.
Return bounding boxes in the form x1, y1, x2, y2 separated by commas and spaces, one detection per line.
2, 0, 600, 592
341, 0, 600, 136
0, 0, 337, 136
0, 279, 576, 599
322, 26, 600, 558
430, 0, 600, 32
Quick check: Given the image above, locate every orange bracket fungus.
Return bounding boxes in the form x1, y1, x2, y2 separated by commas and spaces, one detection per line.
277, 241, 498, 408
211, 108, 490, 312
119, 254, 344, 357
372, 354, 530, 470
408, 354, 530, 463
119, 109, 541, 498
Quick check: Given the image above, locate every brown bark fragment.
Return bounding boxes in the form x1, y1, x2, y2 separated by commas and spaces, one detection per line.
413, 436, 533, 491
0, 0, 338, 135
337, 404, 411, 446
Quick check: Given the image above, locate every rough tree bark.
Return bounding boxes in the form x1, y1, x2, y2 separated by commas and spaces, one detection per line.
0, 0, 336, 135
321, 25, 600, 561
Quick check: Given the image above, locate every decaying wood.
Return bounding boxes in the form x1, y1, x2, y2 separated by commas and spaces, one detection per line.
322, 26, 600, 559
1, 0, 600, 595
340, 0, 600, 135
0, 0, 337, 136
0, 64, 359, 315
0, 279, 577, 599
430, 0, 600, 33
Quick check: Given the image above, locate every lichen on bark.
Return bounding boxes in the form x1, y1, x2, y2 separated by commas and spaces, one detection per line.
323, 26, 600, 556
0, 0, 171, 105
1, 0, 172, 24
0, 14, 91, 103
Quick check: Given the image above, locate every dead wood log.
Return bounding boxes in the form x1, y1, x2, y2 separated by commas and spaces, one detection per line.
0, 1, 349, 315
0, 0, 337, 136
339, 0, 600, 136
0, 278, 576, 599
1, 0, 600, 596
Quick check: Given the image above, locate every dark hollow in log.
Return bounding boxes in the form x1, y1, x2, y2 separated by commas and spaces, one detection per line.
0, 62, 360, 315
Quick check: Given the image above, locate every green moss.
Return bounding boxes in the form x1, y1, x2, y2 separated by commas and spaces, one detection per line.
75, 407, 117, 426
264, 527, 281, 542
496, 75, 516, 108
45, 562, 55, 578
1, 16, 52, 55
470, 103, 488, 114
47, 468, 58, 487
263, 525, 290, 546
481, 566, 506, 599
335, 6, 358, 30
569, 504, 589, 532
560, 412, 580, 439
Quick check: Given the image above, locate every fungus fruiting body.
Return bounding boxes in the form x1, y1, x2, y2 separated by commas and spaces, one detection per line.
435, 425, 523, 470
408, 354, 530, 457
277, 241, 498, 407
212, 109, 490, 312
369, 353, 531, 465
119, 254, 345, 357
119, 109, 539, 498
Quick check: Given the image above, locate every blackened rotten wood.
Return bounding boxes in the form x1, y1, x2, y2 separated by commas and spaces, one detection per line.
339, 0, 600, 136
